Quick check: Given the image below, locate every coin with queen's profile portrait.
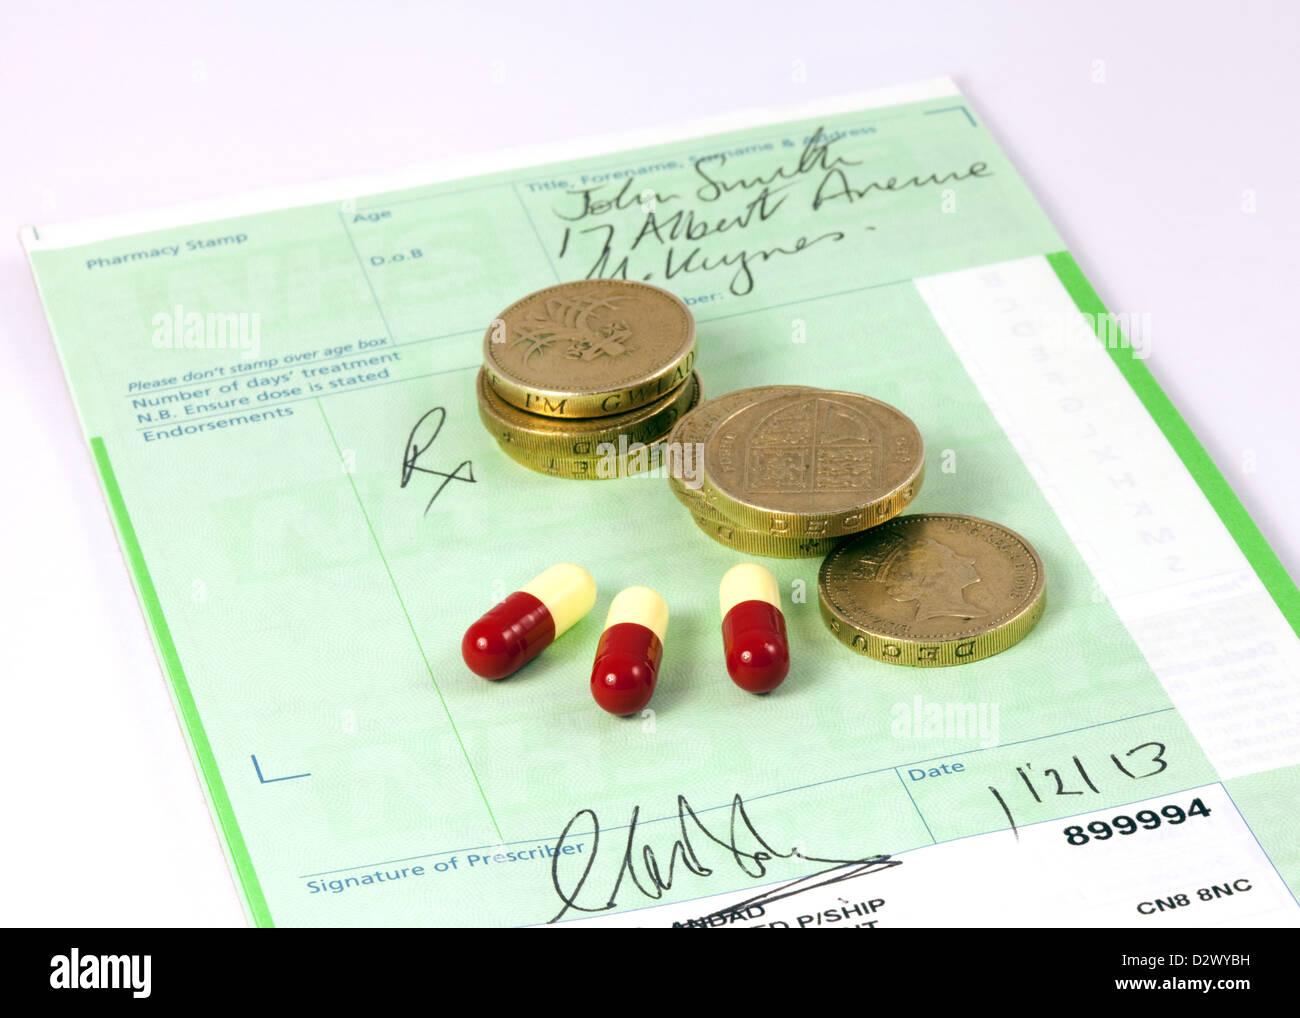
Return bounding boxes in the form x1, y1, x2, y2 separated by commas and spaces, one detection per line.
818, 513, 1046, 666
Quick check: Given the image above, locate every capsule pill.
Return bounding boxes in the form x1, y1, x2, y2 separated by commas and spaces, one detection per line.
590, 586, 668, 716
719, 563, 790, 693
462, 563, 597, 679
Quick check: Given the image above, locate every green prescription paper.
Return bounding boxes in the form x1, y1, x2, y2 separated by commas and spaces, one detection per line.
24, 79, 1300, 927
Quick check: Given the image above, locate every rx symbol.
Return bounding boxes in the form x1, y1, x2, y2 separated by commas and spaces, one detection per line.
401, 407, 476, 514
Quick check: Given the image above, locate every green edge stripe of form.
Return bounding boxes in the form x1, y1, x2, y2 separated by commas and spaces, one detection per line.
91, 437, 274, 928
1047, 251, 1300, 635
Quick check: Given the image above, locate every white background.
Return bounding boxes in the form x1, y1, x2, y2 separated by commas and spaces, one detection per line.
1, 0, 1296, 927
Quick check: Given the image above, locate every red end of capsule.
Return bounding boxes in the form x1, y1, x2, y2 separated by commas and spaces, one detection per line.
462, 591, 556, 679
722, 600, 789, 694
590, 622, 662, 716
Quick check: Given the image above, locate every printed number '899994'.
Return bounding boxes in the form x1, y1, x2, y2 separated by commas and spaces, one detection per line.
1063, 798, 1212, 846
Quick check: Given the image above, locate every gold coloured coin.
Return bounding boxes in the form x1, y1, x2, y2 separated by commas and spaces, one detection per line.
478, 369, 701, 457
497, 437, 667, 480
664, 384, 813, 508
702, 389, 924, 538
483, 280, 696, 419
818, 513, 1046, 666
687, 506, 840, 558
493, 375, 701, 480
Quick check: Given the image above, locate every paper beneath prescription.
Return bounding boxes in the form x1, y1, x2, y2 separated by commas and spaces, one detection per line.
23, 78, 1300, 927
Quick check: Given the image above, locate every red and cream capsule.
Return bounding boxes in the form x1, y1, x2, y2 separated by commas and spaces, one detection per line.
461, 563, 597, 679
720, 563, 790, 693
589, 586, 668, 716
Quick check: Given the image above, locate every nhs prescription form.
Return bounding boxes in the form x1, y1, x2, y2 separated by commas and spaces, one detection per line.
22, 78, 1300, 928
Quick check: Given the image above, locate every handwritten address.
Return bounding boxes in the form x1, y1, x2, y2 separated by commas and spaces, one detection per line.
548, 126, 993, 296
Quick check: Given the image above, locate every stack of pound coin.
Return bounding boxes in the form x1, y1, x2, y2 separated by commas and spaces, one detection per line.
664, 386, 925, 557
478, 279, 698, 479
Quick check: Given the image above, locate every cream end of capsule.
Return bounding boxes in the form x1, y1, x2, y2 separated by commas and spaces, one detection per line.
604, 585, 669, 642
521, 562, 596, 638
719, 562, 781, 616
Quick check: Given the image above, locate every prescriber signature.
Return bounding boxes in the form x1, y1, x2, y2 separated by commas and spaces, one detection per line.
547, 793, 900, 924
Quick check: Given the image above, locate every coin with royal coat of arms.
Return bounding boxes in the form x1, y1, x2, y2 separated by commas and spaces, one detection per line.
701, 389, 924, 538
664, 384, 812, 509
